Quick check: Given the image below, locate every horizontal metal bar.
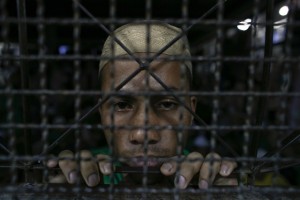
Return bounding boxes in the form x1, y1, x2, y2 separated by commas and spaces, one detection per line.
2, 17, 299, 26
0, 124, 298, 131
1, 55, 300, 63
2, 90, 300, 97
0, 184, 299, 198
1, 156, 299, 164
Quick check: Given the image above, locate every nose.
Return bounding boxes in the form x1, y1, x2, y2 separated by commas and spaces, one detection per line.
129, 109, 161, 145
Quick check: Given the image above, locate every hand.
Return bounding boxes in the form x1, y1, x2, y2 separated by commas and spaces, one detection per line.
47, 150, 112, 187
160, 152, 238, 189
47, 150, 237, 188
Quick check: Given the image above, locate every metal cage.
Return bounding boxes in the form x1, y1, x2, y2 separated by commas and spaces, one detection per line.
0, 0, 300, 199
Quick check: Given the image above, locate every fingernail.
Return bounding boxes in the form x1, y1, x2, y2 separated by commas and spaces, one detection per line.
88, 173, 99, 186
47, 160, 57, 168
162, 162, 172, 172
103, 163, 111, 174
221, 165, 229, 175
68, 171, 78, 184
199, 179, 208, 189
175, 175, 186, 189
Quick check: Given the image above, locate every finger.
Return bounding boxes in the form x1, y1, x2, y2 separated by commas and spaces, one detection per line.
48, 174, 67, 183
46, 154, 58, 168
47, 159, 58, 168
80, 150, 100, 187
58, 150, 78, 184
176, 152, 204, 189
199, 153, 221, 189
160, 153, 204, 189
214, 177, 238, 186
97, 154, 113, 175
219, 159, 238, 177
160, 159, 178, 176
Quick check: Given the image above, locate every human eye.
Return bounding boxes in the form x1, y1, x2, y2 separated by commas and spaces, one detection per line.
155, 98, 179, 111
113, 101, 133, 112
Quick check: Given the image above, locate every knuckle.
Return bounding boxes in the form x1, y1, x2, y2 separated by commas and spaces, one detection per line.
187, 152, 204, 159
80, 150, 93, 159
58, 150, 75, 168
58, 159, 74, 169
206, 152, 221, 159
222, 159, 236, 166
96, 154, 109, 161
58, 150, 74, 158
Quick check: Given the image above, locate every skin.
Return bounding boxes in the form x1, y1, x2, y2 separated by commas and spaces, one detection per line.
48, 53, 237, 188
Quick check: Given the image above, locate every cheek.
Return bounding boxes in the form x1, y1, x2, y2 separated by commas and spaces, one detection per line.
104, 131, 112, 145
101, 109, 129, 126
163, 111, 193, 129
160, 130, 180, 148
105, 130, 128, 153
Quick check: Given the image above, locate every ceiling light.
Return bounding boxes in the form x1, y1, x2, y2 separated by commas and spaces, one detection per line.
237, 18, 252, 31
279, 5, 289, 16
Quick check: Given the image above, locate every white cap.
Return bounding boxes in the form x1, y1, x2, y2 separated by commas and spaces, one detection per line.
99, 22, 192, 75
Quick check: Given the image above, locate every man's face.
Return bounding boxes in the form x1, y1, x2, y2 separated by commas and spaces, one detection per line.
99, 54, 196, 168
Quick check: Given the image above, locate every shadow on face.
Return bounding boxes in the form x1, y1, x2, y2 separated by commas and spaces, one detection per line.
99, 53, 197, 166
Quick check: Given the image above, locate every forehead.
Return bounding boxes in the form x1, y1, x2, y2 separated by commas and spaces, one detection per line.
100, 55, 188, 92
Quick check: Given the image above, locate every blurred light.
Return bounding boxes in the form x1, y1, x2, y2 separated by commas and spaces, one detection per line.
279, 5, 289, 16
274, 18, 287, 29
237, 18, 252, 31
58, 45, 69, 55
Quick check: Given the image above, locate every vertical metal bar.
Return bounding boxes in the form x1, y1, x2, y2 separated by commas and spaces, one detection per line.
73, 0, 82, 196
249, 0, 274, 165
205, 0, 223, 196
1, 1, 9, 154
273, 0, 293, 186
143, 0, 151, 195
108, 0, 116, 199
173, 1, 188, 199
1, 0, 17, 189
16, 0, 31, 182
244, 0, 259, 186
7, 76, 17, 187
212, 0, 224, 141
37, 0, 48, 184
211, 0, 224, 175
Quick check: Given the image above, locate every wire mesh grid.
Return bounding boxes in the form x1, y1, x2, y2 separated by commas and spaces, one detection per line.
0, 0, 300, 199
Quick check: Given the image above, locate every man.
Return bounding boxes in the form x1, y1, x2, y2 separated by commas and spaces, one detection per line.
47, 22, 237, 189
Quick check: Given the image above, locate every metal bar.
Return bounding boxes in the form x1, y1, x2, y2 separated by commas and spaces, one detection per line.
254, 130, 300, 172
40, 67, 143, 155
148, 70, 240, 158
73, 0, 145, 68
36, 0, 49, 184
38, 1, 229, 157
2, 54, 300, 62
249, 0, 274, 165
244, 0, 259, 186
16, 0, 32, 182
1, 184, 293, 199
0, 143, 12, 155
